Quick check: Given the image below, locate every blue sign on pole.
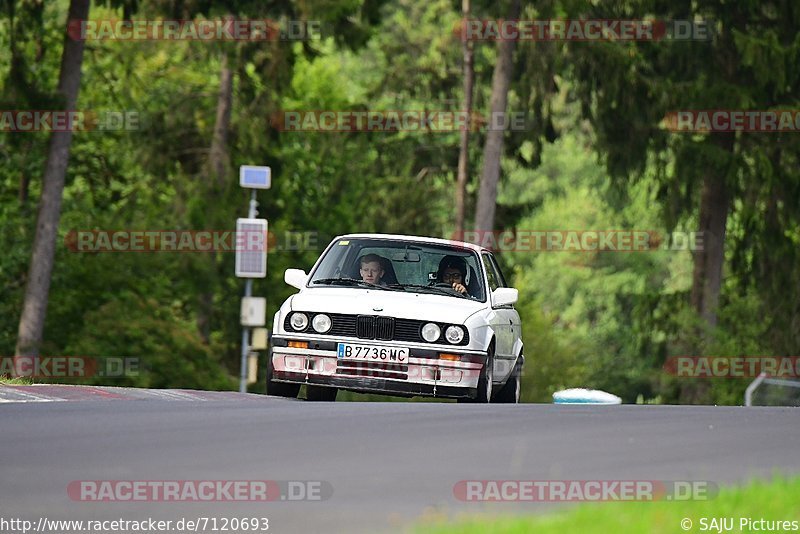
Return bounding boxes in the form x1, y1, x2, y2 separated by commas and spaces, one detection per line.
239, 166, 271, 189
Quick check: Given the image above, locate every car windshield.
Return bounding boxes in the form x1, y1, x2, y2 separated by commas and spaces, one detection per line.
308, 237, 486, 301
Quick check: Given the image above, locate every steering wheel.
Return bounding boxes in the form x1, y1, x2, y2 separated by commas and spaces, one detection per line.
433, 282, 472, 298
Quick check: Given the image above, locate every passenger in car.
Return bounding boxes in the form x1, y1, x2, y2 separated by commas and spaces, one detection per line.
359, 254, 387, 286
436, 255, 470, 296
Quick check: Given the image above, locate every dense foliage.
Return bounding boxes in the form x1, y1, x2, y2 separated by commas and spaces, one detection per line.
1, 0, 797, 404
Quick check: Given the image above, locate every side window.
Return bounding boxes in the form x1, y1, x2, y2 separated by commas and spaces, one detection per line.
481, 254, 500, 292
488, 254, 508, 287
314, 240, 351, 279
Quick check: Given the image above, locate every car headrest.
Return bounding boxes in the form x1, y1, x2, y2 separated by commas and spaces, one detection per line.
380, 257, 399, 285
466, 265, 482, 299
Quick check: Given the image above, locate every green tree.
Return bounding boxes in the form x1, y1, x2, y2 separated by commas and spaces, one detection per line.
15, 0, 89, 358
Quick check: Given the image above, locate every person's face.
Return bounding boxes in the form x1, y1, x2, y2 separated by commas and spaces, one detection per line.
442, 267, 463, 284
360, 261, 384, 284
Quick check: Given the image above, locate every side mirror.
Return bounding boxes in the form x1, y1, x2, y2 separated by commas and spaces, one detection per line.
492, 287, 518, 307
284, 269, 308, 290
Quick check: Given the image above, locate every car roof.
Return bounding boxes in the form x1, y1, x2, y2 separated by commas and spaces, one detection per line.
336, 233, 489, 254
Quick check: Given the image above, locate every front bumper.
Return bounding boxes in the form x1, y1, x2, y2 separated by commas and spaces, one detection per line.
270, 335, 485, 399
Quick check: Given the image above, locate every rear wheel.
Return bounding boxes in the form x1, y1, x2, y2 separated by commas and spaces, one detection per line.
458, 346, 494, 403
266, 349, 300, 398
495, 357, 522, 403
305, 385, 338, 402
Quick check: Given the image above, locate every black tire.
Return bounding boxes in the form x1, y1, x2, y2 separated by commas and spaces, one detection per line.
305, 385, 338, 402
266, 349, 300, 398
494, 357, 522, 403
458, 345, 494, 403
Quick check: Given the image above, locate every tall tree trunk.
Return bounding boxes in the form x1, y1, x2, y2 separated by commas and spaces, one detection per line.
15, 0, 90, 358
690, 133, 734, 328
454, 0, 474, 236
474, 0, 520, 232
197, 51, 233, 343
209, 52, 233, 190
19, 171, 30, 204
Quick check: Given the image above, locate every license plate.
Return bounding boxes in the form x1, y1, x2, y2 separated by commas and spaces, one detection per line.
337, 343, 409, 363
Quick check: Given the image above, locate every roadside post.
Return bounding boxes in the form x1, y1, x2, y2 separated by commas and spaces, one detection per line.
250, 327, 269, 384
236, 165, 271, 393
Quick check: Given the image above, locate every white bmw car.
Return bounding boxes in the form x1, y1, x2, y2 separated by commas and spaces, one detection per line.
267, 233, 524, 402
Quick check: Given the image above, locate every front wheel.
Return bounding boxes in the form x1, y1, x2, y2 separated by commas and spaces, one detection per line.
266, 349, 300, 398
458, 347, 493, 403
494, 357, 522, 403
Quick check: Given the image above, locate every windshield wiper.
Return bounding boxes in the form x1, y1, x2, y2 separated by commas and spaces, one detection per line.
312, 277, 395, 291
390, 283, 468, 298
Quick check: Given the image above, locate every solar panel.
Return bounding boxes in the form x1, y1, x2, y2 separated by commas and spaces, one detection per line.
235, 218, 267, 278
239, 165, 271, 189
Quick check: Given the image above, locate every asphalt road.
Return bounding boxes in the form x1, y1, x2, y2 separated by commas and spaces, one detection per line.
2, 390, 799, 533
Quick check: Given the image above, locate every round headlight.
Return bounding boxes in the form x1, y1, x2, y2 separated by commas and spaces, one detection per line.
289, 312, 308, 331
312, 314, 332, 333
421, 322, 441, 343
445, 325, 465, 344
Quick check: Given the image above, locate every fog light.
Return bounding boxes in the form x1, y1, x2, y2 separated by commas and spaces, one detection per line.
284, 356, 304, 370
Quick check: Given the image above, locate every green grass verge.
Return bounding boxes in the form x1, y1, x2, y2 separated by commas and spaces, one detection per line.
418, 476, 800, 533
0, 376, 34, 385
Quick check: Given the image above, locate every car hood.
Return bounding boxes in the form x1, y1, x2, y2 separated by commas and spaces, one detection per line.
290, 287, 485, 324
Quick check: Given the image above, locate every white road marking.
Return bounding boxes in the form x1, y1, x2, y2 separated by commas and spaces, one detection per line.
0, 388, 66, 403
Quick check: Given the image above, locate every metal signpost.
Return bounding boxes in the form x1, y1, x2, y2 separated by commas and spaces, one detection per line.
236, 166, 271, 393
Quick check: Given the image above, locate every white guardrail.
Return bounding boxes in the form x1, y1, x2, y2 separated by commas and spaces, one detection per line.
745, 372, 800, 406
